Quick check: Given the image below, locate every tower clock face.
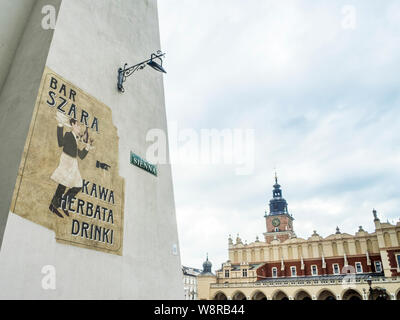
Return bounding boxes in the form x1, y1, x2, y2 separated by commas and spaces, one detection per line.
272, 218, 280, 227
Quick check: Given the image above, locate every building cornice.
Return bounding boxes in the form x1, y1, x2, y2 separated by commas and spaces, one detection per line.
229, 231, 382, 249
211, 275, 399, 289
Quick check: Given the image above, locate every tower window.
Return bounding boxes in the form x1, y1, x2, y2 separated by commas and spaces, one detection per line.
311, 265, 318, 276
374, 261, 382, 273
355, 262, 363, 273
275, 227, 279, 232
272, 267, 277, 278
290, 266, 297, 277
333, 264, 340, 275
242, 269, 248, 277
224, 270, 230, 278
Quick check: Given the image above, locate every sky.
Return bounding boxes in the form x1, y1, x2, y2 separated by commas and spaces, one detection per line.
157, 0, 400, 272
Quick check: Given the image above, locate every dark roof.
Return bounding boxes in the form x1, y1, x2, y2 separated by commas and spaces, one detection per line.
268, 176, 290, 216
182, 266, 202, 276
217, 263, 263, 272
201, 256, 213, 275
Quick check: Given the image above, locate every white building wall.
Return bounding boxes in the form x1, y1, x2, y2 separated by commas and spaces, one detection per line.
0, 0, 37, 90
0, 0, 183, 299
0, 0, 62, 249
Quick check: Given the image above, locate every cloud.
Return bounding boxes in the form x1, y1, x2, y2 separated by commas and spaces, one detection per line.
158, 0, 400, 271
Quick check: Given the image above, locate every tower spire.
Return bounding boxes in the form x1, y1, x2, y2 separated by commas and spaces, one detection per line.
269, 173, 288, 214
201, 253, 213, 275
373, 208, 379, 221
264, 172, 295, 244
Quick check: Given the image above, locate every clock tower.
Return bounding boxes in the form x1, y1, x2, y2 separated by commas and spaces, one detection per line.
264, 173, 295, 243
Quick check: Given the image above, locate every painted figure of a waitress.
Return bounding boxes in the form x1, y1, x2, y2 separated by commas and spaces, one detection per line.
49, 113, 94, 218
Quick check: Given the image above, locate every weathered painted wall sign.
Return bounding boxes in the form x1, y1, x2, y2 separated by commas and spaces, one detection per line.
10, 67, 125, 255
130, 152, 158, 176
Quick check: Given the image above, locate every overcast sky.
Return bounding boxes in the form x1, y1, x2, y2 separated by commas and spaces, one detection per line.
158, 0, 400, 272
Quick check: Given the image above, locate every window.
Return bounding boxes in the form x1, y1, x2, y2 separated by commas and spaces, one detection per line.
355, 262, 363, 273
333, 264, 340, 275
375, 261, 382, 273
396, 254, 400, 269
291, 266, 297, 277
224, 270, 230, 278
272, 267, 278, 278
311, 265, 318, 276
242, 269, 248, 277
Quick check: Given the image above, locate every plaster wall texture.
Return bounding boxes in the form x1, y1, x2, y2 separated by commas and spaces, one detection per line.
0, 0, 36, 90
0, 0, 61, 249
0, 0, 183, 299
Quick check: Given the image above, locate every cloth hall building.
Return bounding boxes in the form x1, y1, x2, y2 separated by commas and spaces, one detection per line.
198, 177, 400, 300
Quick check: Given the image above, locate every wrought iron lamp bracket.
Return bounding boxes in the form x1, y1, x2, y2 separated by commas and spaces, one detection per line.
117, 51, 165, 93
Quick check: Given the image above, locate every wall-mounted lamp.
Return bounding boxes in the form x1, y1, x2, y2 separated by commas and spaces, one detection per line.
117, 50, 166, 93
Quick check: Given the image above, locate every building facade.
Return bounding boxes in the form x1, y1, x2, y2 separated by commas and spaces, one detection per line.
198, 177, 400, 300
182, 266, 202, 300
